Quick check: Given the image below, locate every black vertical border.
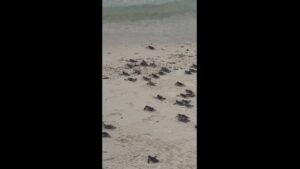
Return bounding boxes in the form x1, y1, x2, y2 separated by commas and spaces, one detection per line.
97, 0, 103, 169
197, 0, 207, 167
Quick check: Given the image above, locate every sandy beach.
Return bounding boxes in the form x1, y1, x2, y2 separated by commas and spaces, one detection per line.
103, 0, 197, 168
102, 42, 197, 169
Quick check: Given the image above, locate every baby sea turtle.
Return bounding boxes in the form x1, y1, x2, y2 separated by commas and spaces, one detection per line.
140, 60, 148, 66
147, 81, 156, 86
146, 45, 155, 50
126, 77, 137, 82
160, 67, 171, 73
144, 105, 155, 112
156, 95, 166, 101
180, 99, 193, 108
187, 93, 195, 97
185, 103, 194, 108
103, 122, 116, 130
178, 93, 188, 98
143, 76, 151, 81
133, 69, 141, 75
102, 132, 111, 138
175, 81, 185, 87
185, 90, 195, 97
191, 64, 197, 69
182, 99, 191, 104
152, 74, 160, 79
102, 77, 109, 79
174, 99, 193, 108
121, 71, 130, 76
129, 59, 138, 63
158, 71, 165, 75
148, 155, 159, 163
174, 100, 185, 106
126, 63, 134, 69
195, 125, 197, 128
189, 68, 197, 73
149, 62, 157, 68
186, 89, 194, 95
176, 114, 190, 123
185, 70, 192, 74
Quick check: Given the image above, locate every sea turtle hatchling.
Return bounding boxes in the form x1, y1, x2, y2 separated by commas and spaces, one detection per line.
176, 114, 190, 123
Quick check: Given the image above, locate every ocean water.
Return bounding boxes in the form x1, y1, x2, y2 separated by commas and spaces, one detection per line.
103, 0, 196, 22
103, 0, 197, 45
103, 0, 184, 8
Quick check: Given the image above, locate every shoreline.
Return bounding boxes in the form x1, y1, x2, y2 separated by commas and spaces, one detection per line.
103, 12, 197, 47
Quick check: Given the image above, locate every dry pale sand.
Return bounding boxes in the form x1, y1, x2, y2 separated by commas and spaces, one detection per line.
102, 42, 197, 169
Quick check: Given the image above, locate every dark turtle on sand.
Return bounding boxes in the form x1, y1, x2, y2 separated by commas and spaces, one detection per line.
189, 68, 197, 73
143, 76, 151, 81
102, 77, 109, 79
144, 105, 155, 112
160, 67, 171, 73
178, 93, 188, 98
191, 64, 197, 69
102, 132, 111, 138
195, 125, 197, 128
185, 70, 192, 75
148, 155, 159, 163
103, 122, 116, 130
149, 62, 157, 68
175, 81, 185, 87
174, 99, 193, 108
186, 93, 195, 97
140, 60, 148, 66
133, 69, 141, 75
182, 99, 191, 104
146, 45, 155, 50
147, 81, 156, 86
156, 95, 166, 101
158, 71, 165, 75
121, 71, 130, 76
176, 114, 190, 123
126, 77, 137, 82
126, 63, 135, 69
185, 103, 194, 108
185, 89, 195, 97
151, 73, 160, 79
180, 99, 193, 108
129, 59, 138, 63
174, 100, 185, 106
185, 89, 194, 95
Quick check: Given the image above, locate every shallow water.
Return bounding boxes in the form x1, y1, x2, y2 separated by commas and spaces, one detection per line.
103, 0, 197, 48
103, 0, 196, 22
103, 0, 185, 8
